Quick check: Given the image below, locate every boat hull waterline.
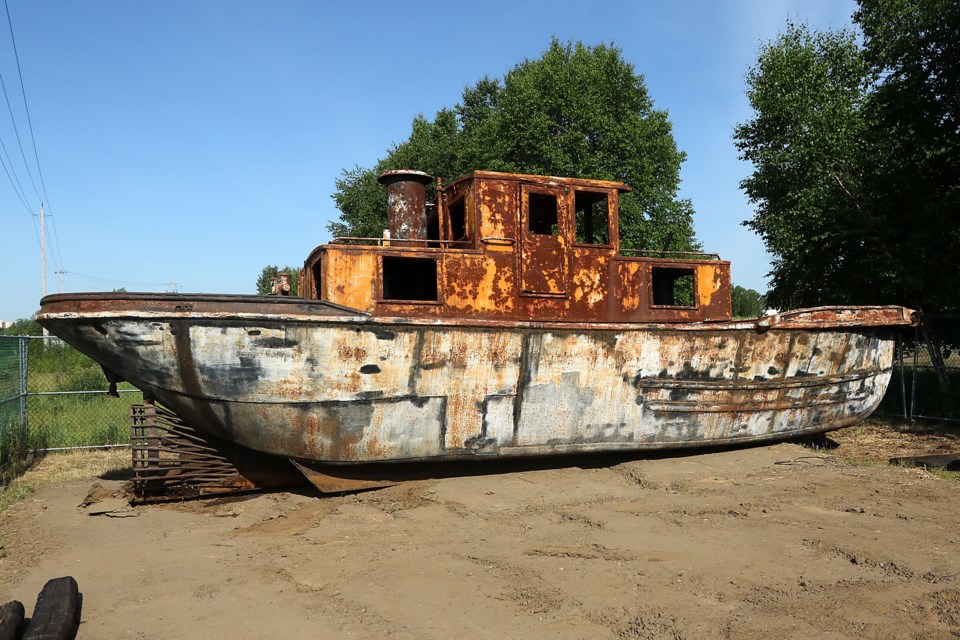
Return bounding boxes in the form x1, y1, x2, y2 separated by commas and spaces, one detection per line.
37, 294, 913, 464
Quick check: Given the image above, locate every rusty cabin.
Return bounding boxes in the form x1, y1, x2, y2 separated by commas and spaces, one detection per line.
300, 170, 732, 323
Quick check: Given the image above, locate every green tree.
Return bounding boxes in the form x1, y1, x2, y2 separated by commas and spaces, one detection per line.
731, 285, 766, 318
1, 318, 42, 336
736, 7, 960, 315
256, 265, 300, 296
855, 0, 960, 314
330, 38, 698, 253
734, 23, 876, 311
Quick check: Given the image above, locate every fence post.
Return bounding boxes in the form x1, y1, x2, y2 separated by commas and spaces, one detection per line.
19, 336, 28, 443
897, 331, 907, 420
909, 323, 919, 422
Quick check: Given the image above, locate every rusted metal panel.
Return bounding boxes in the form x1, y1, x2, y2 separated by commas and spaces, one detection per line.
757, 306, 918, 329
616, 261, 644, 315
476, 178, 516, 249
36, 292, 364, 318
569, 249, 614, 317
471, 170, 632, 194
520, 184, 568, 295
696, 262, 731, 317
323, 248, 378, 312
443, 253, 516, 316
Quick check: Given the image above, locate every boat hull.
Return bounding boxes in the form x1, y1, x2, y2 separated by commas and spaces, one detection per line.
37, 294, 912, 464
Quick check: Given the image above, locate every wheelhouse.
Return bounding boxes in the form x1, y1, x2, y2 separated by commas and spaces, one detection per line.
299, 171, 731, 323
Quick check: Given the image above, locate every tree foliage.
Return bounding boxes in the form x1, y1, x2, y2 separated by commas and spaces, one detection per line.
855, 0, 960, 314
735, 23, 876, 310
735, 4, 960, 314
330, 38, 698, 252
731, 286, 766, 318
255, 265, 300, 296
1, 318, 42, 336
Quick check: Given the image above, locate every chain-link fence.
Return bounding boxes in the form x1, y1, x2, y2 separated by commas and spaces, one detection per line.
0, 335, 140, 467
0, 336, 28, 470
880, 316, 960, 422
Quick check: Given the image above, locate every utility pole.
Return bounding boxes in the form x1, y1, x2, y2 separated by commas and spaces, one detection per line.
40, 202, 45, 298
56, 269, 65, 292
40, 202, 48, 336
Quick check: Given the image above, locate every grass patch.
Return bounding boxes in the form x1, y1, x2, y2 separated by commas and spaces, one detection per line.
24, 339, 140, 448
926, 467, 960, 482
0, 423, 32, 486
0, 482, 34, 514
27, 390, 139, 449
822, 416, 960, 480
1, 337, 140, 474
0, 448, 131, 514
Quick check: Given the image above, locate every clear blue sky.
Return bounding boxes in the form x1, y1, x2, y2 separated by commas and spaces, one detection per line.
0, 0, 858, 322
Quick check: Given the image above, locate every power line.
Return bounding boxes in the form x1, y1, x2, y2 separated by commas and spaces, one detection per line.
4, 0, 49, 208
60, 272, 198, 294
0, 140, 30, 212
0, 2, 65, 290
48, 209, 64, 270
28, 204, 40, 246
63, 271, 178, 288
0, 59, 38, 204
0, 0, 39, 204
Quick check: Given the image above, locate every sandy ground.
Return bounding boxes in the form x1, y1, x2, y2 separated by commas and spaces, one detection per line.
1, 425, 960, 640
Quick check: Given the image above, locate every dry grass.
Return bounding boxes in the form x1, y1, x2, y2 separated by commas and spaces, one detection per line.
0, 447, 131, 513
830, 417, 960, 461
824, 416, 960, 480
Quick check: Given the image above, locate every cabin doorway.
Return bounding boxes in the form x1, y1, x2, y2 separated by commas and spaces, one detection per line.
520, 185, 567, 295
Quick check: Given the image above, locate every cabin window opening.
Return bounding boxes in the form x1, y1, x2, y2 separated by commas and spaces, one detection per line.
381, 256, 438, 302
448, 197, 467, 241
651, 267, 696, 307
426, 203, 441, 241
574, 191, 610, 245
310, 259, 323, 300
528, 192, 559, 235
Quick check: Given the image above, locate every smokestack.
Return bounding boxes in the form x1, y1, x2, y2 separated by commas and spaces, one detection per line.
378, 170, 433, 241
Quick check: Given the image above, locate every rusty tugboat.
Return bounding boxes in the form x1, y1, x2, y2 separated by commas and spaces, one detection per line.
37, 170, 916, 498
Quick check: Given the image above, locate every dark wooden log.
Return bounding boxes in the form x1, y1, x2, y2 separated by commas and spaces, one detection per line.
890, 455, 960, 472
0, 600, 25, 640
21, 577, 81, 640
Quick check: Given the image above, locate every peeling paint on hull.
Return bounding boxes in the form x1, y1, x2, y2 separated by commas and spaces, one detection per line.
37, 297, 905, 464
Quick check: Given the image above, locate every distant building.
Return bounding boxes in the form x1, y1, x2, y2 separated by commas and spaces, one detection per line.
0, 320, 11, 330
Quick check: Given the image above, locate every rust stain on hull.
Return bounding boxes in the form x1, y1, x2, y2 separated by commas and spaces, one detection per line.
39, 301, 907, 464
